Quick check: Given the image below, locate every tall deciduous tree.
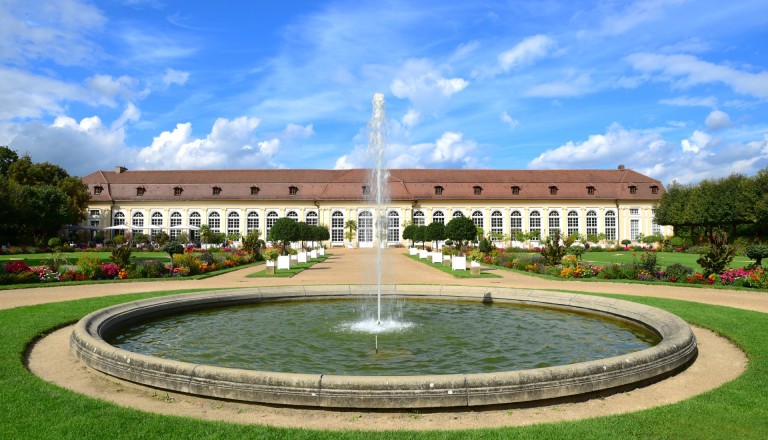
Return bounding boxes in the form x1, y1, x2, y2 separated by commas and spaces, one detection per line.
267, 217, 300, 254
445, 216, 477, 246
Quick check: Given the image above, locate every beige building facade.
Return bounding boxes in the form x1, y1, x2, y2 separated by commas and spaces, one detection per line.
81, 166, 669, 247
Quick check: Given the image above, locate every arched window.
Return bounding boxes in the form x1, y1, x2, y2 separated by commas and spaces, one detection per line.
189, 212, 201, 241
471, 210, 484, 229
387, 211, 400, 242
208, 211, 221, 232
510, 210, 522, 238
412, 210, 425, 226
358, 211, 373, 243
266, 211, 278, 238
452, 211, 464, 218
529, 211, 541, 240
548, 210, 560, 234
132, 212, 144, 228
151, 212, 163, 240
227, 212, 240, 237
586, 210, 598, 237
331, 211, 344, 243
490, 210, 503, 239
605, 211, 617, 241
567, 210, 579, 236
113, 211, 126, 226
246, 212, 259, 235
305, 211, 318, 226
286, 211, 299, 221
432, 210, 445, 225
169, 212, 182, 239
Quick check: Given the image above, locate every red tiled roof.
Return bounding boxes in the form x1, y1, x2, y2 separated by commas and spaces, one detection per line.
82, 168, 665, 202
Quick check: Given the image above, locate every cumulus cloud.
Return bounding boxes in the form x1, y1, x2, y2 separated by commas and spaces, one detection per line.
627, 52, 768, 99
136, 116, 269, 169
0, 67, 84, 118
86, 74, 146, 106
705, 109, 732, 131
162, 68, 190, 87
498, 34, 555, 72
681, 130, 712, 153
282, 123, 314, 139
500, 111, 519, 129
401, 109, 420, 128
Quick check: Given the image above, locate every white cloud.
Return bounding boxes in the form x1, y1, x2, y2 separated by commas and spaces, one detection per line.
430, 132, 477, 166
282, 123, 314, 139
135, 116, 272, 169
498, 34, 555, 72
401, 109, 420, 128
112, 103, 141, 129
681, 130, 712, 153
162, 68, 190, 87
334, 154, 356, 170
0, 67, 88, 119
627, 52, 768, 98
659, 96, 717, 107
525, 73, 591, 98
705, 109, 732, 131
86, 74, 145, 106
500, 111, 519, 129
390, 58, 469, 115
598, 0, 685, 35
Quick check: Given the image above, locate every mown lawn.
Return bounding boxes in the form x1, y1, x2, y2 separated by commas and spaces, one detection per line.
580, 251, 751, 269
1, 288, 765, 439
0, 251, 170, 267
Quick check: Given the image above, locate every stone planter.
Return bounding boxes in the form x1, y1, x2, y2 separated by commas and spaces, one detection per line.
409, 247, 418, 256
266, 260, 276, 274
442, 255, 451, 266
297, 252, 308, 263
419, 250, 429, 259
470, 260, 481, 275
431, 252, 443, 264
310, 250, 318, 259
318, 248, 325, 256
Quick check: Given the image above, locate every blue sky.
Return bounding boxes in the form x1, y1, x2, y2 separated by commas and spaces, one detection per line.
1, 0, 767, 185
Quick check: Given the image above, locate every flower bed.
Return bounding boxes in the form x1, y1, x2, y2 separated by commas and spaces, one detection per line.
0, 249, 256, 285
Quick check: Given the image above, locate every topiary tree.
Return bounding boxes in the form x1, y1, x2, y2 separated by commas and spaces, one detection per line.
267, 217, 300, 254
402, 224, 417, 246
412, 225, 426, 248
296, 221, 313, 250
161, 241, 185, 271
313, 225, 330, 247
696, 230, 736, 277
445, 216, 477, 247
745, 244, 768, 267
153, 231, 170, 247
424, 221, 446, 248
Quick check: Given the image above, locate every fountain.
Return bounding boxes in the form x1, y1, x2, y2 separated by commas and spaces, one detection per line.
68, 94, 697, 409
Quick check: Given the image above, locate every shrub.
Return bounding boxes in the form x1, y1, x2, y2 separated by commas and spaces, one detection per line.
100, 263, 120, 279
76, 254, 102, 279
637, 252, 659, 274
665, 263, 695, 283
567, 244, 586, 259
5, 261, 31, 274
172, 253, 202, 275
110, 246, 133, 269
198, 250, 215, 265
47, 237, 62, 248
138, 260, 167, 278
697, 231, 736, 277
540, 230, 566, 266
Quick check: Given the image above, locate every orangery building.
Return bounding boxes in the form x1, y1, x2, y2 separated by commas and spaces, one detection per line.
80, 166, 669, 247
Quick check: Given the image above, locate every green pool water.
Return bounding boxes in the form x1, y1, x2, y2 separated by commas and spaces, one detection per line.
109, 298, 659, 376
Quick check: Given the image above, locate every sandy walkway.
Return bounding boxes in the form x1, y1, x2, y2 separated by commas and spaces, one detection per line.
10, 247, 764, 431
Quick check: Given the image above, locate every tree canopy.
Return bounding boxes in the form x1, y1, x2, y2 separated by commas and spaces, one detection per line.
445, 216, 477, 245
0, 146, 89, 244
267, 217, 300, 254
424, 221, 446, 243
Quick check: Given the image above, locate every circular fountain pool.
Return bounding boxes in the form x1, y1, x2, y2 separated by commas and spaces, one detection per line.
70, 285, 697, 408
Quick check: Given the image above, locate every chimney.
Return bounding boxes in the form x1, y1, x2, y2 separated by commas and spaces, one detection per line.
115, 166, 127, 174
618, 164, 625, 171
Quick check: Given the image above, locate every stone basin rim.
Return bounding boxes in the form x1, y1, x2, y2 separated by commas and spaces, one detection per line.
69, 285, 698, 409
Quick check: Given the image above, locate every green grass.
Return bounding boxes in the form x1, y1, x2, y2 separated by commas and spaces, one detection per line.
407, 254, 501, 278
247, 256, 328, 278
0, 251, 170, 267
1, 289, 766, 439
578, 251, 751, 270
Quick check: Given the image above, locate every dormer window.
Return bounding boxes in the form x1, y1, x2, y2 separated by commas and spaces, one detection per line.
473, 186, 482, 195
212, 186, 222, 196
587, 186, 595, 195
362, 185, 370, 195
549, 186, 558, 195
289, 186, 298, 196
250, 186, 260, 196
511, 186, 520, 195
629, 185, 637, 195
651, 185, 659, 195
173, 186, 183, 196
434, 185, 443, 195
93, 185, 103, 195
136, 187, 145, 196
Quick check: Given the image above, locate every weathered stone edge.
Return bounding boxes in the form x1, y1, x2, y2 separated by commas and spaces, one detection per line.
70, 285, 697, 409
